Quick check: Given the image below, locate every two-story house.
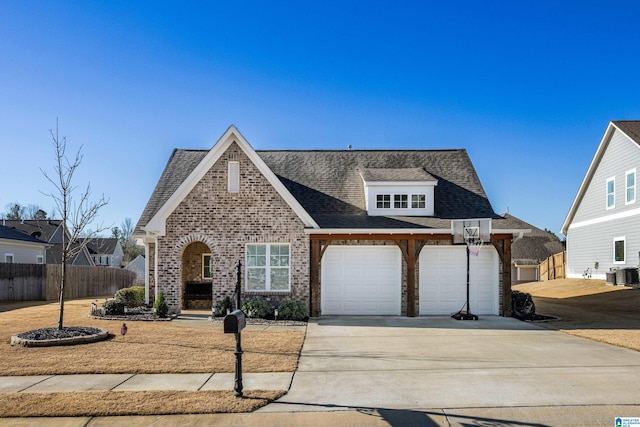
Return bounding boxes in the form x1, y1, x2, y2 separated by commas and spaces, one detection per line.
562, 121, 640, 283
135, 126, 528, 316
0, 224, 50, 264
2, 219, 93, 266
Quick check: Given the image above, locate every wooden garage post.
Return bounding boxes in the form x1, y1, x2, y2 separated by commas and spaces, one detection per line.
310, 238, 321, 317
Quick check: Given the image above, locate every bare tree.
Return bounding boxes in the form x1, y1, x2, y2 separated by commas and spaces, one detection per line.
5, 202, 26, 220
41, 120, 109, 330
112, 217, 143, 263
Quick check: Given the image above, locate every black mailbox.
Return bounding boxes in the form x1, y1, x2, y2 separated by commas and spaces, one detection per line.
224, 309, 246, 334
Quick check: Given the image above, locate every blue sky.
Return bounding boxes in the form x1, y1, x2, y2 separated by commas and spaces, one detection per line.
2, 1, 639, 236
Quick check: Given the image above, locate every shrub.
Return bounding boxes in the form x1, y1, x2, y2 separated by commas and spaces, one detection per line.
102, 299, 125, 315
154, 291, 169, 318
242, 297, 272, 318
114, 286, 145, 308
216, 296, 232, 317
276, 299, 307, 320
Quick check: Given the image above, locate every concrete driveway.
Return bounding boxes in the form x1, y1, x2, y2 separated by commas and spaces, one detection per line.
260, 316, 640, 425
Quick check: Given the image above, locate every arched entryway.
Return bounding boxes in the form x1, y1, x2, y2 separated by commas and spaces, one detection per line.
181, 241, 213, 309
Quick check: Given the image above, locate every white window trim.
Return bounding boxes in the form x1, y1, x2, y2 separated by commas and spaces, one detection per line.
606, 177, 615, 210
5, 254, 14, 263
228, 161, 240, 194
36, 255, 44, 264
202, 253, 213, 279
613, 236, 626, 264
245, 243, 291, 292
376, 193, 427, 210
626, 169, 636, 205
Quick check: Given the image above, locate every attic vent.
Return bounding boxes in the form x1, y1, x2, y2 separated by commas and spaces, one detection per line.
228, 161, 240, 193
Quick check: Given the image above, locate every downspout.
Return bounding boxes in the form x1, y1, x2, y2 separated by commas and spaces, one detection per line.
144, 238, 150, 305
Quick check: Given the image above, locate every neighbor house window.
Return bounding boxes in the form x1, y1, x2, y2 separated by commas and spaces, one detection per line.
36, 255, 44, 264
394, 194, 408, 208
228, 161, 239, 193
606, 177, 615, 209
614, 237, 625, 264
246, 243, 290, 291
411, 194, 426, 209
202, 254, 213, 279
626, 169, 636, 204
376, 194, 391, 209
5, 254, 14, 263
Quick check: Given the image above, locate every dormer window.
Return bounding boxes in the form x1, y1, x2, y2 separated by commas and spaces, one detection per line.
376, 194, 391, 208
361, 168, 437, 217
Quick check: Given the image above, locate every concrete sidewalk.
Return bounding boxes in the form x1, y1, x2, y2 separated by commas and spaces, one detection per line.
0, 372, 293, 393
3, 316, 640, 426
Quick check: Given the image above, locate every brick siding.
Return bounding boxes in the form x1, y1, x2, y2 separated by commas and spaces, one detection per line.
154, 142, 309, 313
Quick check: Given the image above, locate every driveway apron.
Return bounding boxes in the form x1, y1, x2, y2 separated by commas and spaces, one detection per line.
260, 316, 640, 413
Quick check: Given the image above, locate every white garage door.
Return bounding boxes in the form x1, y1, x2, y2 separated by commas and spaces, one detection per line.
419, 245, 498, 315
321, 246, 401, 315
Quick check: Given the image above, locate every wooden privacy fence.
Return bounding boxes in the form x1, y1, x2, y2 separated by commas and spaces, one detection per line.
0, 263, 136, 301
538, 251, 566, 281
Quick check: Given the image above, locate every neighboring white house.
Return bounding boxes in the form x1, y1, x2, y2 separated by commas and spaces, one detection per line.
124, 254, 145, 285
0, 225, 50, 264
562, 120, 640, 281
86, 238, 124, 268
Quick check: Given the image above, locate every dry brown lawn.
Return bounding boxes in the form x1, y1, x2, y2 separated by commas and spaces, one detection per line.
514, 278, 640, 352
0, 298, 304, 416
0, 298, 305, 375
0, 390, 284, 417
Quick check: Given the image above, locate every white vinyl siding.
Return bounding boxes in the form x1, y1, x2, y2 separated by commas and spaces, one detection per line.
626, 169, 636, 204
606, 177, 615, 209
566, 128, 640, 278
228, 161, 239, 194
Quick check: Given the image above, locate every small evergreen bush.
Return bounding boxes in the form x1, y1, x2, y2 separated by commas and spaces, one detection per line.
114, 286, 145, 307
242, 297, 272, 318
103, 299, 125, 315
276, 299, 307, 320
154, 291, 169, 318
216, 296, 232, 316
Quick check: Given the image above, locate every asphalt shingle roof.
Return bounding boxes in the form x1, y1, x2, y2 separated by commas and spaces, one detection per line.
136, 146, 525, 233
613, 121, 640, 145
502, 213, 564, 264
0, 225, 48, 244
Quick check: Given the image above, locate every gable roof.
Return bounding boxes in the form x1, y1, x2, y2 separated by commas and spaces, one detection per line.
136, 126, 527, 236
85, 238, 119, 255
561, 120, 640, 234
0, 225, 49, 245
502, 213, 563, 265
137, 126, 319, 236
2, 219, 62, 242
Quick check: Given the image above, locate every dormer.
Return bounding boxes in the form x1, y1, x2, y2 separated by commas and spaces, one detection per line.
360, 168, 438, 216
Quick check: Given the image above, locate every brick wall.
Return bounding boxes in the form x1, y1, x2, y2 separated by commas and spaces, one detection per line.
154, 142, 309, 313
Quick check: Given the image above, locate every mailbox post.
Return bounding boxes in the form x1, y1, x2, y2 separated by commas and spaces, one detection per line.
223, 260, 245, 397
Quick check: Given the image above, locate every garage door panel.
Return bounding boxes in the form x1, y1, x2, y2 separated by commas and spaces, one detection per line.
322, 246, 401, 315
419, 246, 498, 315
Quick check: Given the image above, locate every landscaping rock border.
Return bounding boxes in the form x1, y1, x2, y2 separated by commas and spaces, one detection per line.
10, 327, 109, 347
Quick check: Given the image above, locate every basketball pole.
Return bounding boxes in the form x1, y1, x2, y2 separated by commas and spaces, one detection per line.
452, 238, 479, 321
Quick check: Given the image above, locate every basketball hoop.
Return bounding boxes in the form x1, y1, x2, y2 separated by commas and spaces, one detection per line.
466, 238, 483, 256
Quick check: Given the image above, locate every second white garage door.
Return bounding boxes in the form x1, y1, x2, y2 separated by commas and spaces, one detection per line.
321, 246, 401, 315
419, 245, 499, 315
